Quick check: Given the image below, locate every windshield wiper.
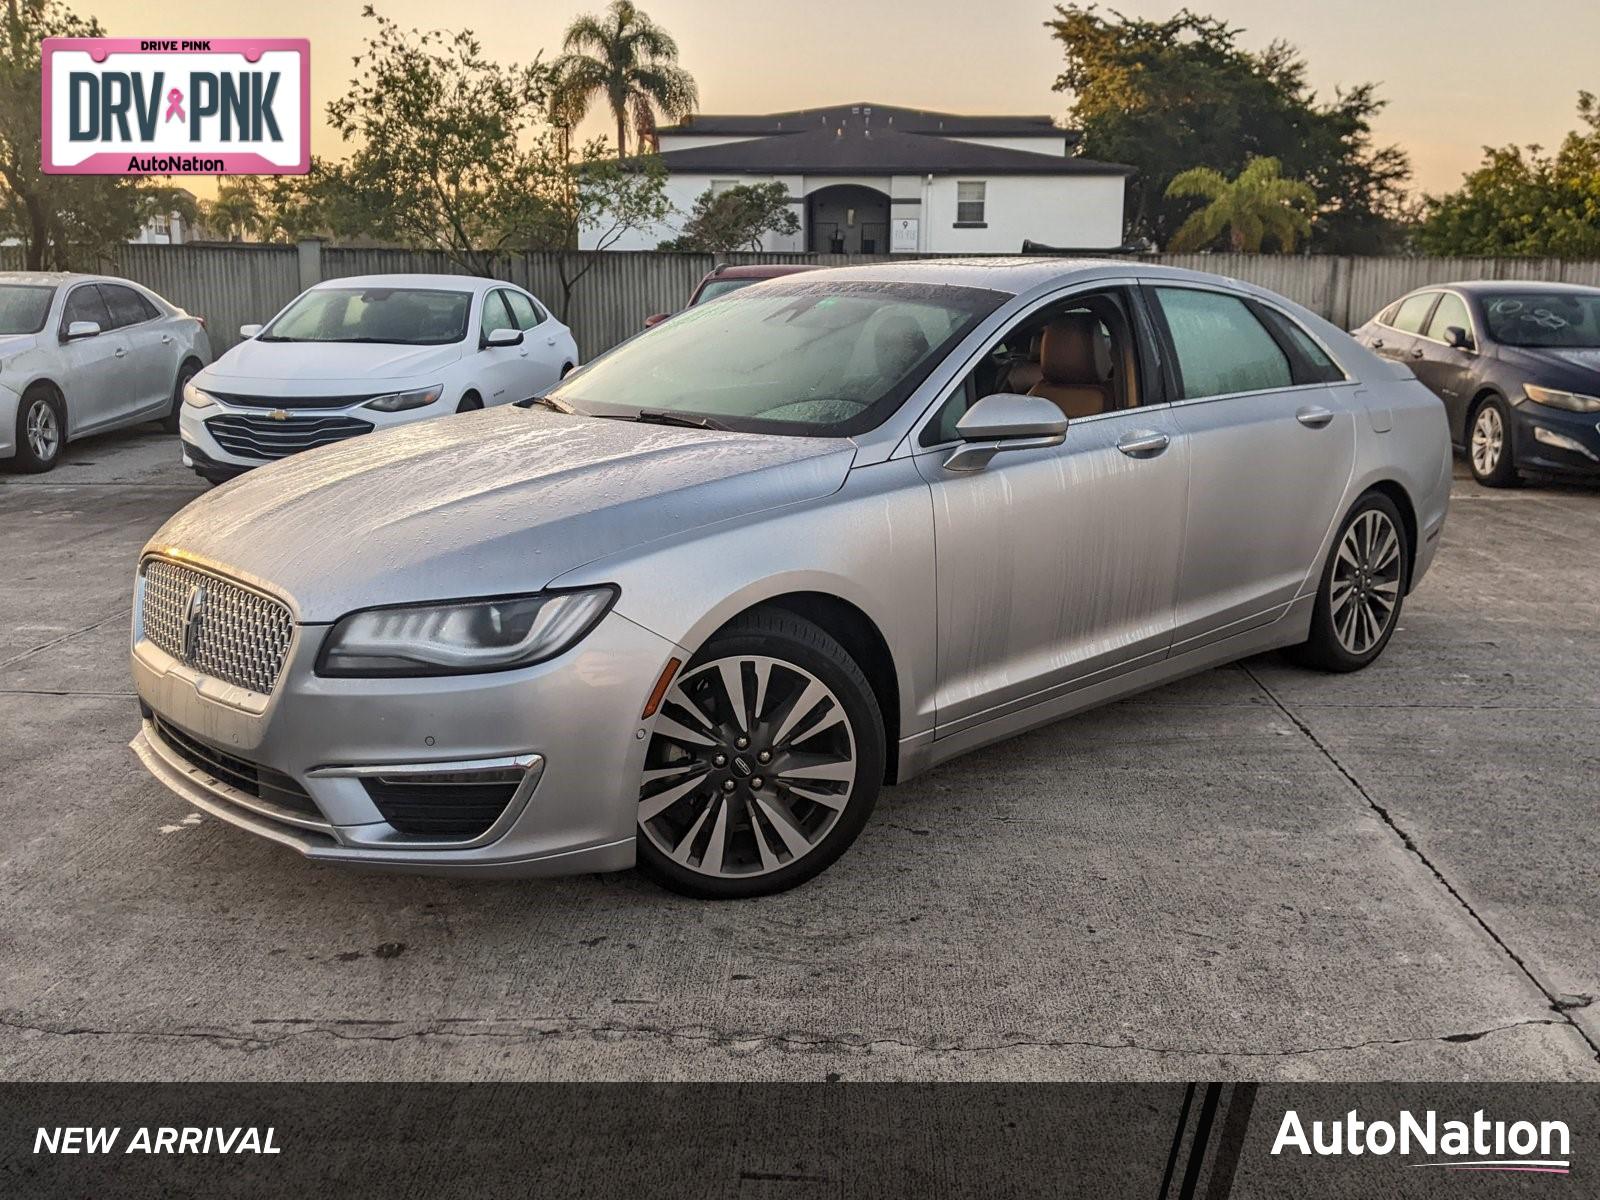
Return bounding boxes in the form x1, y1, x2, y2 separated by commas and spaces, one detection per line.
632, 409, 730, 431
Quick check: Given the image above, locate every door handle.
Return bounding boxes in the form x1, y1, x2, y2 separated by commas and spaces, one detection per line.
545, 336, 558, 346
1116, 430, 1170, 457
160, 334, 173, 344
1409, 347, 1424, 359
1371, 337, 1384, 350
113, 346, 127, 358
1296, 405, 1335, 428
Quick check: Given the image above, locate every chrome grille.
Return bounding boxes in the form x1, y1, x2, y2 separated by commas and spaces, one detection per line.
139, 558, 293, 694
204, 413, 373, 460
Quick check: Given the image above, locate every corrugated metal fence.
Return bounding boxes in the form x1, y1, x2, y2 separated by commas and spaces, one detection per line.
15, 243, 1600, 359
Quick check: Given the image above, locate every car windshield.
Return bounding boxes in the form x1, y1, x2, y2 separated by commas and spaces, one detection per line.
0, 285, 56, 335
694, 278, 758, 304
549, 280, 1005, 437
1481, 292, 1600, 348
260, 287, 472, 345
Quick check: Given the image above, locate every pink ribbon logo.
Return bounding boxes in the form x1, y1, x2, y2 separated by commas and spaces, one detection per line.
164, 88, 185, 123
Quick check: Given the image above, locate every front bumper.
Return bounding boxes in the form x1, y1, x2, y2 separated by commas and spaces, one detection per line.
1511, 399, 1600, 478
130, 600, 681, 876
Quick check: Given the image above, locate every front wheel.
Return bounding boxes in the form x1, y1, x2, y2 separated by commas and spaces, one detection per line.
1287, 492, 1409, 673
636, 610, 884, 899
11, 388, 64, 473
1468, 396, 1519, 487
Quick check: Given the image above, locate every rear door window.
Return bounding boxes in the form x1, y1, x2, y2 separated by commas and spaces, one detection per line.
1389, 292, 1439, 334
1150, 287, 1294, 399
99, 283, 158, 328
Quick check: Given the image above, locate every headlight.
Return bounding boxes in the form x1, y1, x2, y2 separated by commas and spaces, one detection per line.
316, 587, 618, 677
1524, 384, 1600, 413
183, 381, 216, 409
364, 384, 444, 413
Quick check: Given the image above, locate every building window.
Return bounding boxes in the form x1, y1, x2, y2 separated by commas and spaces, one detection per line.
955, 181, 986, 226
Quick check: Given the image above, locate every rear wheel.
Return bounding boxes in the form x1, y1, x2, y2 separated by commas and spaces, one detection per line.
1468, 395, 1519, 487
161, 360, 200, 434
1287, 492, 1409, 672
11, 387, 64, 473
636, 610, 884, 899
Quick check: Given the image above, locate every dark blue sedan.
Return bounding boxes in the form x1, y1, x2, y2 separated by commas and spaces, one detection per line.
1354, 281, 1600, 487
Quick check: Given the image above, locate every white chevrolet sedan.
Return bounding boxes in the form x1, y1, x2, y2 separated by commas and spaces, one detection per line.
0, 272, 212, 473
180, 274, 579, 483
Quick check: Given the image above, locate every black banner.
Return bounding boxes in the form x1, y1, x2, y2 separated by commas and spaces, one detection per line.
3, 1083, 1593, 1198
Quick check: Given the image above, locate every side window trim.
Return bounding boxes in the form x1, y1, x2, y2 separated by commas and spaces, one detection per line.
911, 278, 1157, 450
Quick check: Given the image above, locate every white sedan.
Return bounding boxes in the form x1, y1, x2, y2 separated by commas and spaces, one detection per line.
180, 274, 580, 483
0, 272, 212, 473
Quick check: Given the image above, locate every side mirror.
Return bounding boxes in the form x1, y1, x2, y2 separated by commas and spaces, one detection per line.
485, 327, 523, 348
1444, 325, 1474, 351
64, 320, 101, 341
239, 323, 263, 338
644, 312, 672, 328
944, 393, 1069, 472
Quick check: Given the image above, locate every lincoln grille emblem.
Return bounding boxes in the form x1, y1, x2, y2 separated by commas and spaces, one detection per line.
181, 582, 208, 661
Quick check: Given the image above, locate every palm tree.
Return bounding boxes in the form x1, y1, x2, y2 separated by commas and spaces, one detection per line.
1164, 157, 1318, 253
550, 1, 698, 158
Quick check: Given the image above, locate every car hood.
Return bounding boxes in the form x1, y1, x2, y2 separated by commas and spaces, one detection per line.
1499, 344, 1600, 380
0, 333, 38, 359
202, 339, 465, 391
147, 409, 856, 621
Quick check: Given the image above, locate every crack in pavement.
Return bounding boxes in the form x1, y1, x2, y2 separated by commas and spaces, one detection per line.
0, 1014, 1572, 1061
0, 609, 130, 671
1240, 662, 1600, 1063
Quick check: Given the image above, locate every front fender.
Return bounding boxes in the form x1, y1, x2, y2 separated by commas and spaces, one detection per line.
548, 457, 939, 741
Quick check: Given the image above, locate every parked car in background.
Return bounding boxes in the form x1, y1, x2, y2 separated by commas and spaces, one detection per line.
643, 263, 818, 328
132, 261, 1449, 898
0, 272, 211, 474
180, 274, 578, 483
1354, 281, 1600, 487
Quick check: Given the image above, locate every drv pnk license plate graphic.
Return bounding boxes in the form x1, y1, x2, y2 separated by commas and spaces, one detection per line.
41, 38, 309, 174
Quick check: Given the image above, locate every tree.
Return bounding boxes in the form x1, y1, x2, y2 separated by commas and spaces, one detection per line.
658, 182, 800, 252
1165, 156, 1316, 252
201, 178, 266, 241
1046, 6, 1410, 252
1417, 93, 1600, 258
550, 1, 697, 158
513, 138, 672, 318
326, 7, 558, 274
0, 0, 193, 267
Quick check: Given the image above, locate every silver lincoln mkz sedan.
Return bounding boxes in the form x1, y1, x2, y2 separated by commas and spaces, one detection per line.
131, 261, 1451, 898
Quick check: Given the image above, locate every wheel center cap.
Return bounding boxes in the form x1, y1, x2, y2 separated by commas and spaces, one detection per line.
730, 755, 753, 777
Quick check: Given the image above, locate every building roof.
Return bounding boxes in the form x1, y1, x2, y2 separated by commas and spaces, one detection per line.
661, 103, 1075, 141
652, 103, 1132, 178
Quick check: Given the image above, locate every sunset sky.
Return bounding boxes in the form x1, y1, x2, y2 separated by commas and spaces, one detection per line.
86, 0, 1597, 197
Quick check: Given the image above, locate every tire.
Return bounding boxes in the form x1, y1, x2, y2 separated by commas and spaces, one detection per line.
1467, 395, 1519, 487
456, 392, 483, 413
161, 360, 200, 434
635, 610, 885, 899
1287, 491, 1410, 673
11, 387, 65, 473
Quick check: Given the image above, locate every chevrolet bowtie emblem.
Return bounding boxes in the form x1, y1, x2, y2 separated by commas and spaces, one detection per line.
181, 582, 207, 661
268, 409, 289, 421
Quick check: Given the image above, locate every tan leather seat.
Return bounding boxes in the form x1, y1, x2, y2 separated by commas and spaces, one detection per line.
1005, 330, 1045, 394
1029, 314, 1113, 418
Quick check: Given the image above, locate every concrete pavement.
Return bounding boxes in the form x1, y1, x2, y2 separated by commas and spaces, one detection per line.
2, 428, 1596, 1081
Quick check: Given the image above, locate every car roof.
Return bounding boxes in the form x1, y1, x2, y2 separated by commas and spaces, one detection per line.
0, 271, 106, 286
761, 256, 1288, 298
704, 264, 819, 281
310, 273, 498, 292
1418, 280, 1600, 296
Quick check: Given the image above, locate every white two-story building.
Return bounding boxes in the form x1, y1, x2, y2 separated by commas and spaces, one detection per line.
587, 102, 1133, 255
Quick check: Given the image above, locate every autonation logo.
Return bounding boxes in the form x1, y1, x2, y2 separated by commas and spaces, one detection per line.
1272, 1108, 1571, 1175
